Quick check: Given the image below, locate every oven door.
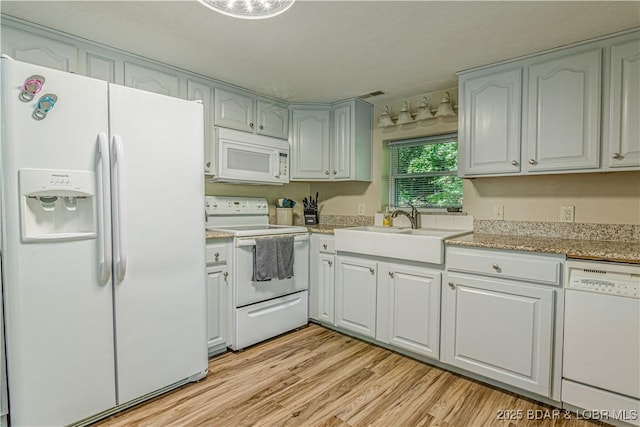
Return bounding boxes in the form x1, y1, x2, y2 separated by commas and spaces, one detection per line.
235, 234, 309, 307
216, 138, 289, 185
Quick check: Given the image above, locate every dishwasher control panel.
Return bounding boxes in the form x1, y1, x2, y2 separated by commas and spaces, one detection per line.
567, 260, 640, 298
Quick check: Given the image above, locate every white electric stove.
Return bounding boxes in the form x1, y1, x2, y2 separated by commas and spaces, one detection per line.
205, 196, 309, 350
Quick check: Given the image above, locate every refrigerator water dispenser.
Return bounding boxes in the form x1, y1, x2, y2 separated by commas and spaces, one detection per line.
19, 168, 96, 242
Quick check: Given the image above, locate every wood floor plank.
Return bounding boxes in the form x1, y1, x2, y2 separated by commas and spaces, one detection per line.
96, 324, 604, 427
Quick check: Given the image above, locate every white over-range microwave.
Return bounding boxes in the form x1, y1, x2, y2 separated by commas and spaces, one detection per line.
207, 127, 289, 185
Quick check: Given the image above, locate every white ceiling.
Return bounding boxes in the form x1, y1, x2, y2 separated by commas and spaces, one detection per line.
1, 1, 639, 103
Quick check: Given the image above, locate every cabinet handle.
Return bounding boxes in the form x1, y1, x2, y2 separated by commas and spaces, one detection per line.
369, 267, 375, 274
249, 122, 254, 128
448, 282, 455, 289
333, 170, 337, 175
206, 161, 211, 167
492, 263, 501, 272
223, 272, 228, 278
214, 252, 220, 260
323, 244, 327, 250
511, 160, 518, 166
389, 271, 395, 278
528, 159, 537, 165
328, 260, 333, 267
612, 152, 621, 159
324, 170, 330, 175
259, 125, 264, 130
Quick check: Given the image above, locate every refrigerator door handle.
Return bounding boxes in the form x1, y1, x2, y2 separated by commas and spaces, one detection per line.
97, 132, 112, 283
112, 134, 127, 282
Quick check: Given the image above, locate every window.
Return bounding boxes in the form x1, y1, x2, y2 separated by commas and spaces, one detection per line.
388, 133, 462, 208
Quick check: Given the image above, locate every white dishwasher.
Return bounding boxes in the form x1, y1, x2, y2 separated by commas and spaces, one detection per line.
562, 260, 640, 426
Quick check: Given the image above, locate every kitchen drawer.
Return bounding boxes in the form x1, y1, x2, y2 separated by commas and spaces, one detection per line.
317, 234, 335, 254
205, 242, 229, 265
447, 246, 562, 285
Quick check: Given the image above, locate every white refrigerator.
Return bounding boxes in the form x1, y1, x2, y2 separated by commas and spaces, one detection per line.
0, 57, 208, 426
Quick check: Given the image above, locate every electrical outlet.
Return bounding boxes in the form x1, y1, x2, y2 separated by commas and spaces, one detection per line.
493, 205, 504, 220
560, 205, 575, 223
357, 203, 366, 215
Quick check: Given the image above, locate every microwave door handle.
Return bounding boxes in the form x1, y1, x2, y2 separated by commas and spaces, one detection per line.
273, 151, 280, 178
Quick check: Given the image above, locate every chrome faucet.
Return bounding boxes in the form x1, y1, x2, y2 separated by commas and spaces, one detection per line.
391, 203, 420, 229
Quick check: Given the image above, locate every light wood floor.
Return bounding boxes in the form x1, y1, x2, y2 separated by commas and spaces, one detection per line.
96, 324, 603, 427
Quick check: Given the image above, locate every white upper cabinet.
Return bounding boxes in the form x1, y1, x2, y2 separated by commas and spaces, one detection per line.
290, 99, 372, 182
606, 38, 640, 168
256, 99, 289, 139
2, 27, 78, 72
124, 62, 180, 97
525, 49, 601, 172
290, 106, 332, 179
460, 68, 522, 175
458, 29, 639, 177
214, 87, 289, 139
187, 80, 214, 175
214, 87, 254, 133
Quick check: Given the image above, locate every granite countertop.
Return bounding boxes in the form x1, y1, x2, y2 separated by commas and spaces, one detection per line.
205, 230, 234, 240
446, 233, 640, 264
306, 225, 351, 234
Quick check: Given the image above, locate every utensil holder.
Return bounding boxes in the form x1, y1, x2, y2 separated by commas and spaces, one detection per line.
276, 208, 293, 225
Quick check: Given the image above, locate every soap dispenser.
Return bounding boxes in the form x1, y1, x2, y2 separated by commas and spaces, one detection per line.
383, 207, 391, 227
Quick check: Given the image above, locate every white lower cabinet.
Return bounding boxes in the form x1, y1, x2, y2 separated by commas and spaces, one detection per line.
309, 234, 336, 325
205, 240, 230, 356
376, 263, 441, 359
335, 255, 377, 338
443, 246, 563, 398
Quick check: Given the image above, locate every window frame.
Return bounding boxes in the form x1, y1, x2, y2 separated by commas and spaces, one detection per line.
388, 132, 462, 209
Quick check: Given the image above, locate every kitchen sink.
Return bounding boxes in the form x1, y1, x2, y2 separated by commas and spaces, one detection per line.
334, 226, 472, 264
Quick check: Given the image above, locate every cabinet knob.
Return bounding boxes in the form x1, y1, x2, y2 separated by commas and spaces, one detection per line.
206, 161, 211, 167
259, 125, 264, 130
448, 282, 455, 289
249, 122, 254, 128
511, 160, 518, 166
324, 170, 330, 175
388, 271, 395, 278
492, 263, 501, 272
333, 170, 337, 175
328, 260, 333, 267
528, 159, 537, 165
369, 267, 375, 274
323, 244, 327, 250
223, 272, 228, 279
611, 152, 622, 159
214, 252, 220, 260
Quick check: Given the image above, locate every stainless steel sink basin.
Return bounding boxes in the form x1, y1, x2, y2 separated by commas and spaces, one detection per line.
334, 226, 472, 264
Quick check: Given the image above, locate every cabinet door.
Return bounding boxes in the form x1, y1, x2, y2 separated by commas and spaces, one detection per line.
2, 27, 78, 72
124, 62, 180, 97
526, 49, 601, 171
290, 108, 331, 180
335, 256, 377, 338
331, 103, 352, 179
442, 273, 554, 396
461, 68, 522, 175
607, 39, 640, 168
214, 88, 254, 132
256, 100, 289, 139
188, 80, 214, 174
206, 266, 227, 352
314, 254, 335, 324
377, 264, 441, 359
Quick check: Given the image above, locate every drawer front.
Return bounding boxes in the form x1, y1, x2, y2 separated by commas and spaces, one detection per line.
205, 243, 228, 265
447, 247, 562, 285
317, 234, 335, 254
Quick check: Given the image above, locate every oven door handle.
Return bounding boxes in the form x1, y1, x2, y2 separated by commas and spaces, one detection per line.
236, 233, 309, 247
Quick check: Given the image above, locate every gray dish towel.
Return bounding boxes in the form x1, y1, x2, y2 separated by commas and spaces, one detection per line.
252, 236, 296, 282
252, 238, 279, 282
276, 236, 295, 279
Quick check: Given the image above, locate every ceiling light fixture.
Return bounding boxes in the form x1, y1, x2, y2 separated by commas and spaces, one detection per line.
198, 0, 295, 19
